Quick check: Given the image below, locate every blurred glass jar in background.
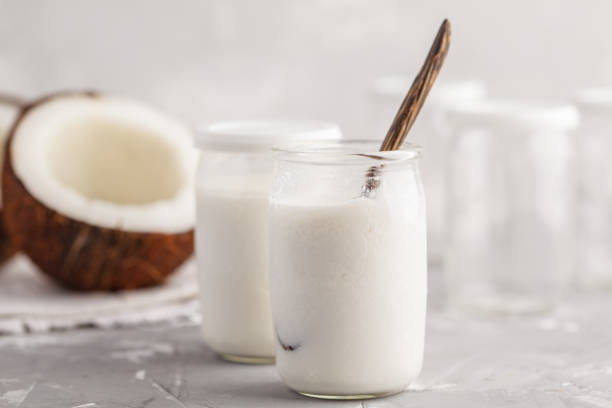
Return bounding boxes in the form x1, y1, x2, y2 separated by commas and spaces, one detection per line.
444, 101, 579, 314
575, 88, 612, 289
194, 121, 342, 363
369, 77, 486, 263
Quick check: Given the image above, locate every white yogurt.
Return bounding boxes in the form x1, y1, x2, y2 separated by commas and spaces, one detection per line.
196, 177, 275, 360
195, 120, 342, 363
269, 194, 427, 397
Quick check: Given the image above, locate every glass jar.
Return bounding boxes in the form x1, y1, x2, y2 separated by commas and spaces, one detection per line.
369, 77, 486, 263
269, 140, 427, 399
575, 88, 612, 289
194, 121, 342, 364
444, 101, 579, 314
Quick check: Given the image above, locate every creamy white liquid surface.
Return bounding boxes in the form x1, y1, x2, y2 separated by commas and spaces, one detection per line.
196, 176, 275, 358
269, 194, 427, 396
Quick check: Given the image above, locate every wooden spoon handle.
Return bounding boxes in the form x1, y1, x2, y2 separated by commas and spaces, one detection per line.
379, 19, 451, 152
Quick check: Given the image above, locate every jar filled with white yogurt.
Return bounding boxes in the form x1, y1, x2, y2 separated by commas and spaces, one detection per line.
195, 121, 342, 364
269, 140, 427, 398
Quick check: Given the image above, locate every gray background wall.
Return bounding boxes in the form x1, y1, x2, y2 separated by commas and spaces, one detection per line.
1, 0, 610, 137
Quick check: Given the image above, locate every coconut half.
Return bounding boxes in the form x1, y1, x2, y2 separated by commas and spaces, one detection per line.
2, 92, 196, 290
0, 94, 22, 264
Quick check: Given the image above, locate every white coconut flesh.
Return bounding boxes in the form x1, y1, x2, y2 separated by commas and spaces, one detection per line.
10, 96, 196, 233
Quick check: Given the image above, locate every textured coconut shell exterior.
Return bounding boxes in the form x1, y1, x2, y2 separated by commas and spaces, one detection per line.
1, 92, 194, 290
0, 223, 16, 265
0, 94, 24, 265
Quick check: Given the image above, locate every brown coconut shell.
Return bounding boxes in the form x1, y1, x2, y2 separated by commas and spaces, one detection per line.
2, 91, 194, 290
0, 94, 25, 265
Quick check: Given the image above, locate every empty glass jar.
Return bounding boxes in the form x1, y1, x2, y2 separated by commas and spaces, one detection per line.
575, 87, 612, 289
444, 100, 578, 314
369, 77, 486, 263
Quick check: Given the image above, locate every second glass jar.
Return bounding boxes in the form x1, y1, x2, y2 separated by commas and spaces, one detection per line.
195, 121, 341, 363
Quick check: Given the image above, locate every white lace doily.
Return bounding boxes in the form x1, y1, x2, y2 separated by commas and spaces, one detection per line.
0, 255, 200, 335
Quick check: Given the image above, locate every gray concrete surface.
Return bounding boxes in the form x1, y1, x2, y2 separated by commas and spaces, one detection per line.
1, 293, 611, 408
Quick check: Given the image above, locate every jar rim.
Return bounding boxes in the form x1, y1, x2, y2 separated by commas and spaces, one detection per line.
371, 76, 486, 105
272, 139, 422, 166
194, 120, 342, 152
575, 87, 612, 112
446, 99, 579, 132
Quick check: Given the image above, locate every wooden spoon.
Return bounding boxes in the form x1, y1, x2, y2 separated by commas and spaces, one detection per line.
363, 19, 451, 196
